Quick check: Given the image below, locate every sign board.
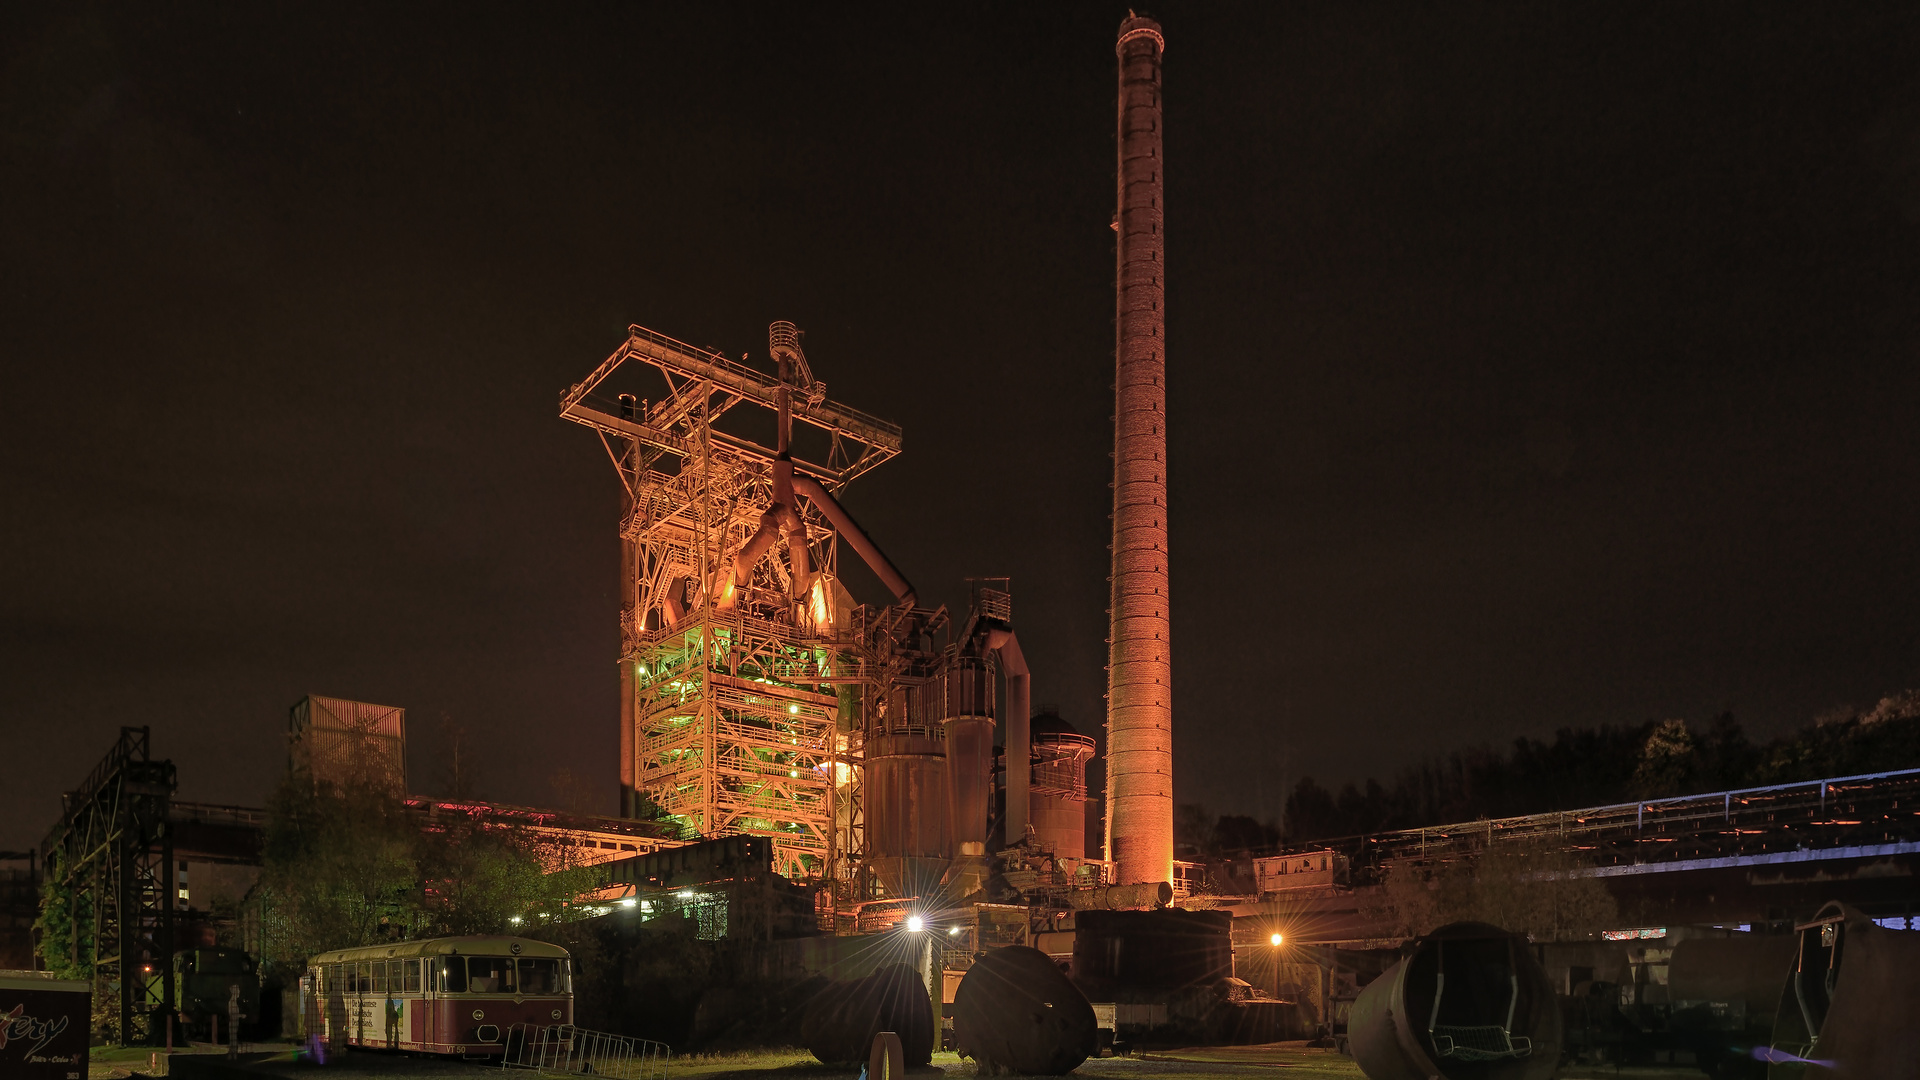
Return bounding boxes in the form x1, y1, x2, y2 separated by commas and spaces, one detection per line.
0, 971, 90, 1080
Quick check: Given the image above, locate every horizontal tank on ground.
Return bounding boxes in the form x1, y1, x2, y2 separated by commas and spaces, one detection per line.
1348, 922, 1561, 1080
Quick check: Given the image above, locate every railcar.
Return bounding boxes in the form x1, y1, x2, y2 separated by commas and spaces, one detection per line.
174, 946, 260, 1040
306, 935, 572, 1055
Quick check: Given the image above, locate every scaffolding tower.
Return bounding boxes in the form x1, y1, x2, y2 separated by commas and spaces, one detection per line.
43, 726, 177, 1043
562, 323, 904, 881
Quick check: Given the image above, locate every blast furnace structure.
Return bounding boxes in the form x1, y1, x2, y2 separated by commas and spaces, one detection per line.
560, 323, 909, 881
562, 324, 1083, 899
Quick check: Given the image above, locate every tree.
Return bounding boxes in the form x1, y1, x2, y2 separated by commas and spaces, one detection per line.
258, 775, 424, 967
33, 850, 91, 980
1633, 719, 1698, 798
256, 771, 608, 970
1363, 840, 1620, 942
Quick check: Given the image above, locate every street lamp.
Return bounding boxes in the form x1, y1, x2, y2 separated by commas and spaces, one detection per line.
1270, 932, 1284, 946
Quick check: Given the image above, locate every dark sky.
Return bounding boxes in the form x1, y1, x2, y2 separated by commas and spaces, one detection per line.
6, 4, 1920, 853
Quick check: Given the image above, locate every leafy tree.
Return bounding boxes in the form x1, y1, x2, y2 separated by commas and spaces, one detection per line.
258, 775, 424, 967
1363, 841, 1619, 941
1632, 719, 1698, 798
257, 771, 608, 969
33, 850, 91, 980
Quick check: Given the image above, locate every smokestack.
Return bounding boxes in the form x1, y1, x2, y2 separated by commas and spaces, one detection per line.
1106, 13, 1173, 887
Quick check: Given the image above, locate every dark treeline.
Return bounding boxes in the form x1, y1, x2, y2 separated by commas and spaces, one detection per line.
1175, 691, 1920, 856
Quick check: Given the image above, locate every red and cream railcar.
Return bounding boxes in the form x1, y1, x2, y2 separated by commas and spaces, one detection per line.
307, 935, 572, 1055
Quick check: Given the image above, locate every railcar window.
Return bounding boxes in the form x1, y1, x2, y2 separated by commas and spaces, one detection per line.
359, 961, 372, 992
466, 957, 517, 994
519, 958, 563, 994
404, 959, 421, 993
441, 957, 467, 994
372, 960, 388, 994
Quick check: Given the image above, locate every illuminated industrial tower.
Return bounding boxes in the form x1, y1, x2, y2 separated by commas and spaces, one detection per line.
561, 322, 903, 879
1106, 14, 1174, 887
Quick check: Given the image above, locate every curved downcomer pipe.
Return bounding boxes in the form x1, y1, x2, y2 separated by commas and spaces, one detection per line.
985, 628, 1031, 844
793, 476, 917, 608
717, 356, 811, 609
1107, 13, 1173, 887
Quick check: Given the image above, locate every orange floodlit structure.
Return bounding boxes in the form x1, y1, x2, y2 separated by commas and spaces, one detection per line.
560, 322, 906, 880
1107, 14, 1175, 888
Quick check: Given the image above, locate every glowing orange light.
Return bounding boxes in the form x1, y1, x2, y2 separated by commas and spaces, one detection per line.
1269, 933, 1283, 946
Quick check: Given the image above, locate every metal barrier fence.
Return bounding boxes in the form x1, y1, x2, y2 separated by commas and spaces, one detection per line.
499, 1024, 671, 1080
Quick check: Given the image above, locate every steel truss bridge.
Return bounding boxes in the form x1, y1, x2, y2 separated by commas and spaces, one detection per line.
1294, 767, 1920, 884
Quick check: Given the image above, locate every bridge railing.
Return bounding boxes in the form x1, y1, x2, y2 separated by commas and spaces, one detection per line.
1286, 767, 1920, 880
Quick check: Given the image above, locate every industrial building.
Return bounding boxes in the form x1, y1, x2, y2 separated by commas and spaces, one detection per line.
17, 13, 1919, 1068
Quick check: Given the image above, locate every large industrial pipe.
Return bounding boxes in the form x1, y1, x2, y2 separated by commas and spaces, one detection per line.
1348, 922, 1560, 1080
1106, 13, 1174, 887
793, 476, 916, 607
1068, 881, 1172, 911
618, 393, 641, 817
985, 628, 1031, 844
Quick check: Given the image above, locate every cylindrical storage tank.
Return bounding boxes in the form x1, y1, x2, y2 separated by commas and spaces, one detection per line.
945, 715, 993, 859
1030, 712, 1095, 859
1070, 909, 1230, 1004
943, 651, 994, 718
801, 963, 935, 1066
1767, 901, 1920, 1078
865, 727, 948, 900
1348, 922, 1560, 1080
954, 946, 1097, 1075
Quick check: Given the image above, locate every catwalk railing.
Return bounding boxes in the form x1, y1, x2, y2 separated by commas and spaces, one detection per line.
1279, 767, 1920, 883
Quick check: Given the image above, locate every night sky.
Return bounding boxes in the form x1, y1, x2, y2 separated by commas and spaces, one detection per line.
7, 4, 1920, 853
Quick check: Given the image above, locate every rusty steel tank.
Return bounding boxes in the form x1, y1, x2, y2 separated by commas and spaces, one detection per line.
865, 681, 948, 899
1070, 909, 1230, 1004
954, 946, 1097, 1075
1765, 901, 1920, 1077
1665, 932, 1798, 1076
1348, 922, 1561, 1080
941, 653, 995, 895
1030, 711, 1095, 859
800, 963, 934, 1067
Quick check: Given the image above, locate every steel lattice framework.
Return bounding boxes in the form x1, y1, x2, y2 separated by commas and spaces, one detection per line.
43, 727, 177, 1044
562, 323, 903, 881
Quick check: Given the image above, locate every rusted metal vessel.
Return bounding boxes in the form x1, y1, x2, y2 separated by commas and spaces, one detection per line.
1347, 922, 1561, 1080
954, 946, 1097, 1075
800, 963, 933, 1067
1766, 901, 1920, 1077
